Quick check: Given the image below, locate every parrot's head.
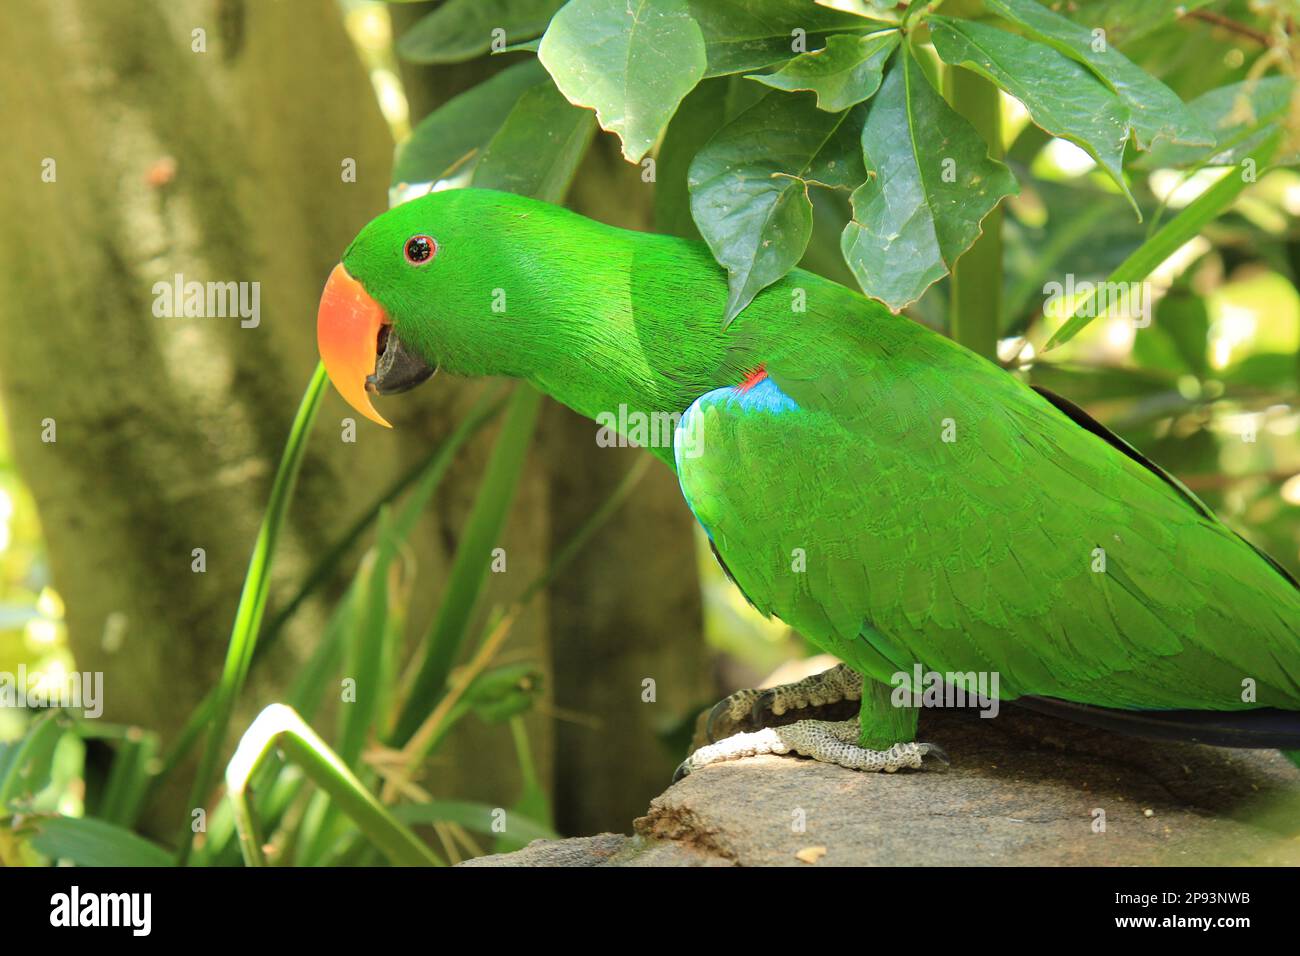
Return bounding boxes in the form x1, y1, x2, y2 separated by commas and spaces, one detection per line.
317, 188, 571, 427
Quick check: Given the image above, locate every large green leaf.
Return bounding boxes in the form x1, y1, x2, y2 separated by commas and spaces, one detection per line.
28, 815, 173, 867
840, 50, 1017, 312
929, 16, 1135, 210
397, 0, 565, 64
689, 91, 867, 323
392, 60, 547, 187
538, 0, 706, 162
1135, 77, 1295, 169
984, 0, 1211, 150
472, 80, 597, 202
750, 31, 898, 111
688, 0, 885, 76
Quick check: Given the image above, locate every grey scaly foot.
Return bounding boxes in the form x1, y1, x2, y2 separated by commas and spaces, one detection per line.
675, 718, 948, 782
705, 663, 864, 743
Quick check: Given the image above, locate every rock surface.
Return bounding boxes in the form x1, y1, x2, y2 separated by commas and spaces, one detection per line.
461, 704, 1300, 866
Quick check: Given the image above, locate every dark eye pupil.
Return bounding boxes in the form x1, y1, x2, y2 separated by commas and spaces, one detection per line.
406, 236, 433, 263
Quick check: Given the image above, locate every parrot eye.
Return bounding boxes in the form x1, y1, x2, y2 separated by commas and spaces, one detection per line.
403, 235, 436, 265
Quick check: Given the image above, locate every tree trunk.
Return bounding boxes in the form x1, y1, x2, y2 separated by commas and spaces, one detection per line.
0, 0, 550, 833
0, 0, 705, 840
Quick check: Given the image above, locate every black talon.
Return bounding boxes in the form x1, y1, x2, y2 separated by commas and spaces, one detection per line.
705, 698, 733, 743
923, 743, 951, 768
750, 688, 776, 725
671, 760, 691, 784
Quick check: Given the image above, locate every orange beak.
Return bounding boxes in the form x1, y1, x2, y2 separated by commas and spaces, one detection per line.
316, 263, 392, 428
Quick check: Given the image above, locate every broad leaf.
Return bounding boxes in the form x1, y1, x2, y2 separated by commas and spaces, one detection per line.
750, 31, 899, 111
538, 0, 706, 163
392, 60, 547, 188
929, 16, 1135, 211
473, 80, 597, 203
398, 0, 565, 64
840, 50, 1017, 312
984, 0, 1212, 150
688, 0, 884, 77
656, 76, 773, 239
689, 91, 867, 323
1135, 77, 1295, 169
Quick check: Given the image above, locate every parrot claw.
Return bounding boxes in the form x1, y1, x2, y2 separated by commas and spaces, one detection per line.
705, 688, 762, 743
675, 719, 948, 782
704, 664, 865, 744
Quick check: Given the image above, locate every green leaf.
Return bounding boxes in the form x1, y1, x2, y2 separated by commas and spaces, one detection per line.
397, 0, 565, 65
392, 59, 547, 187
749, 31, 898, 111
840, 49, 1017, 312
472, 80, 597, 203
538, 0, 706, 163
928, 16, 1135, 211
0, 711, 64, 807
1044, 128, 1280, 349
226, 705, 440, 867
1133, 287, 1209, 377
689, 91, 867, 323
29, 815, 173, 867
464, 663, 543, 723
1135, 77, 1295, 169
690, 0, 888, 76
984, 0, 1211, 150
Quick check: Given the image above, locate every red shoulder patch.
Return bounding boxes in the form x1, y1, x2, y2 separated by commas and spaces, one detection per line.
736, 364, 768, 394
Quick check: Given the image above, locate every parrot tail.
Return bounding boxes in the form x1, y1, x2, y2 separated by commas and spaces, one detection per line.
1016, 696, 1300, 750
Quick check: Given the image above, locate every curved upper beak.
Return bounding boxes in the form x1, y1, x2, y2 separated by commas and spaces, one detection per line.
316, 263, 435, 428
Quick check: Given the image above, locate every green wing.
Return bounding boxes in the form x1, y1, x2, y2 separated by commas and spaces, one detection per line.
675, 319, 1300, 712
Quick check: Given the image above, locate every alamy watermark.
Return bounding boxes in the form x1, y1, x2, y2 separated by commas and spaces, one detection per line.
596, 404, 704, 459
1043, 274, 1151, 329
890, 664, 1000, 718
152, 273, 260, 328
0, 665, 102, 718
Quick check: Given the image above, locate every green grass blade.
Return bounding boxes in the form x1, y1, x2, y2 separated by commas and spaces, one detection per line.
226, 704, 440, 867
154, 385, 507, 796
258, 383, 509, 651
27, 815, 173, 867
96, 728, 160, 828
388, 384, 542, 745
178, 362, 328, 863
394, 798, 558, 844
1044, 130, 1281, 350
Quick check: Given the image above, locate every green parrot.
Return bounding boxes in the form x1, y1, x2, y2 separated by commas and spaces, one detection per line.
317, 187, 1300, 776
